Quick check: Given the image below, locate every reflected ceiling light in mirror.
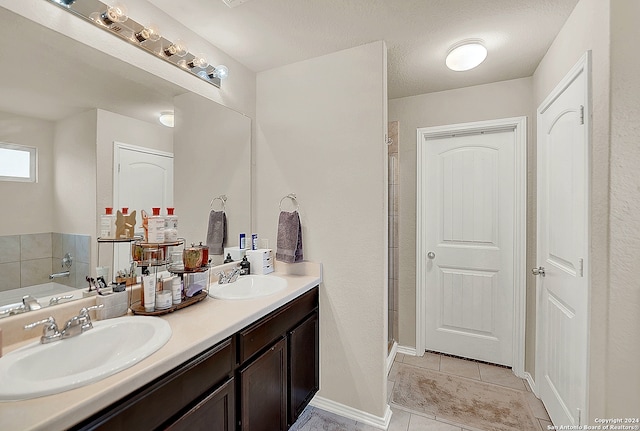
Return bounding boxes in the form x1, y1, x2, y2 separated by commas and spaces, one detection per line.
159, 112, 174, 128
445, 40, 487, 72
208, 65, 229, 80
134, 24, 161, 43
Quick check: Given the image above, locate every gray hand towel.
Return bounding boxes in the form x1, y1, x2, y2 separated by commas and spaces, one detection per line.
276, 211, 303, 263
206, 210, 227, 255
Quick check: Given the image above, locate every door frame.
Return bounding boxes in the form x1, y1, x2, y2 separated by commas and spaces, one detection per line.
535, 51, 591, 422
416, 117, 527, 376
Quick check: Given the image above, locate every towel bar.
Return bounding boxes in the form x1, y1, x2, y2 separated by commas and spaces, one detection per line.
279, 193, 299, 212
210, 195, 227, 211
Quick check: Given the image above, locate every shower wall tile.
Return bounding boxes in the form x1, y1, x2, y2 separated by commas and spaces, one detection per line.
0, 235, 20, 263
75, 235, 91, 264
0, 262, 20, 292
75, 262, 90, 288
20, 233, 52, 260
52, 233, 63, 259
21, 258, 52, 288
61, 234, 77, 260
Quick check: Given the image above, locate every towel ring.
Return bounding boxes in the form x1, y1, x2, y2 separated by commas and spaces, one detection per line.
210, 195, 227, 211
279, 193, 299, 212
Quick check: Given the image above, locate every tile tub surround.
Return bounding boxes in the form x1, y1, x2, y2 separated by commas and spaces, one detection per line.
0, 261, 322, 431
0, 233, 90, 292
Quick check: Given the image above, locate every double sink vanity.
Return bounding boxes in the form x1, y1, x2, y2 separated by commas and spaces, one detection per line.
0, 262, 321, 431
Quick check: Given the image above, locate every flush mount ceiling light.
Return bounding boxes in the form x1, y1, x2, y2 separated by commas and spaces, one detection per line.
446, 40, 487, 72
159, 112, 174, 128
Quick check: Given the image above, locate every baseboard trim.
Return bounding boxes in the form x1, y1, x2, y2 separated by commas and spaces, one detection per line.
524, 372, 538, 395
397, 345, 417, 356
387, 342, 398, 374
310, 396, 392, 430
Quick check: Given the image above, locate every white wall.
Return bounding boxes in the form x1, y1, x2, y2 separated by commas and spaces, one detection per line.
532, 0, 610, 420
606, 0, 640, 418
388, 77, 534, 366
173, 92, 252, 262
255, 41, 389, 420
0, 111, 54, 236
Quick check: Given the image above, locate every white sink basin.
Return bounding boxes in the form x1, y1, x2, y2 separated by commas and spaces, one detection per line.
208, 275, 287, 300
0, 316, 171, 401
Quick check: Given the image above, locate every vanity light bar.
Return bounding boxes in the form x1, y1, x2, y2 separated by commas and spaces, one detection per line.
45, 0, 226, 88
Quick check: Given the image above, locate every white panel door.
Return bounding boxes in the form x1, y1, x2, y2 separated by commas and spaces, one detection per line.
423, 131, 515, 366
536, 54, 589, 426
113, 143, 173, 272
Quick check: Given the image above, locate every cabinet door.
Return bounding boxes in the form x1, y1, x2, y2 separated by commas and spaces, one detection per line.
166, 377, 235, 431
288, 311, 319, 426
240, 338, 287, 431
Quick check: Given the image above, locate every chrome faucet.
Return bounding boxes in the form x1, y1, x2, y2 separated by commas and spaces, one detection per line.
22, 295, 42, 311
24, 304, 104, 344
61, 305, 103, 339
217, 267, 241, 284
24, 316, 62, 344
49, 294, 74, 306
49, 271, 70, 280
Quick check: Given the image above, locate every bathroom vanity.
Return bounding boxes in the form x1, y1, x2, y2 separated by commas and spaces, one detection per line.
0, 262, 321, 431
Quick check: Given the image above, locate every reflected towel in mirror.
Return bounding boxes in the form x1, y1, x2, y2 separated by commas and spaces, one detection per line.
206, 210, 227, 255
276, 211, 303, 263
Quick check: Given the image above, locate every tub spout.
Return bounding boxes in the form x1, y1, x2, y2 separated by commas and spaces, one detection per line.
49, 271, 70, 280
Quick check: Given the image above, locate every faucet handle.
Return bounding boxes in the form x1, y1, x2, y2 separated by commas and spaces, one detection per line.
49, 294, 74, 306
24, 316, 61, 343
80, 304, 104, 316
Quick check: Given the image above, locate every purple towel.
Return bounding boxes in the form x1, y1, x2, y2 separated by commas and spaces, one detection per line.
206, 210, 227, 255
276, 211, 303, 263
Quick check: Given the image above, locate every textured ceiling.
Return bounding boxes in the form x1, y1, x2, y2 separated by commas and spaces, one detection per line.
147, 0, 579, 99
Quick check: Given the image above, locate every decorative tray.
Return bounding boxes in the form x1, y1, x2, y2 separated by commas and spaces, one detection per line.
130, 290, 207, 316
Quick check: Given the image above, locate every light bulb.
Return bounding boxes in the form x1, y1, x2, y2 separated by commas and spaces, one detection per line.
135, 24, 161, 43
163, 39, 188, 58
99, 3, 128, 26
187, 54, 208, 69
53, 0, 76, 6
208, 65, 229, 80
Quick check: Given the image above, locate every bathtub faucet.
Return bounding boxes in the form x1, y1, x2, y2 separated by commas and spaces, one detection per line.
49, 271, 70, 280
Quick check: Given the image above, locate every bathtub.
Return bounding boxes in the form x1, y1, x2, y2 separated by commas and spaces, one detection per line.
0, 283, 83, 317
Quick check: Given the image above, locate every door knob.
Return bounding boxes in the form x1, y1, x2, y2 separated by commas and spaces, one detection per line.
532, 267, 545, 277
427, 252, 436, 259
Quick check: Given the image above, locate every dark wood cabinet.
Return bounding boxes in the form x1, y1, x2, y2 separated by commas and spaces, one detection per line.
288, 312, 319, 426
239, 338, 287, 431
166, 377, 235, 431
70, 286, 319, 431
237, 287, 319, 431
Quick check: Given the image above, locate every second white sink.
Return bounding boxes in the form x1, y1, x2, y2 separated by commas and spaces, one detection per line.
208, 275, 287, 300
0, 316, 171, 401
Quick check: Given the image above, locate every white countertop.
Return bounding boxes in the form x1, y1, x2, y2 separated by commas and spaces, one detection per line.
0, 262, 322, 431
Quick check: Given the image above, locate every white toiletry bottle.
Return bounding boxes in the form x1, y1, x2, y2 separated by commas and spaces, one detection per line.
100, 207, 116, 239
148, 207, 165, 243
171, 277, 182, 305
164, 207, 178, 241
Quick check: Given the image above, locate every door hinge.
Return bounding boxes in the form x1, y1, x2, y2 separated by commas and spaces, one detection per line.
579, 105, 585, 125
578, 258, 584, 277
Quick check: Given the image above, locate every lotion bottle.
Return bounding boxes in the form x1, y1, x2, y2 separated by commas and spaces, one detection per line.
164, 207, 178, 241
142, 274, 156, 312
100, 207, 116, 239
147, 207, 165, 243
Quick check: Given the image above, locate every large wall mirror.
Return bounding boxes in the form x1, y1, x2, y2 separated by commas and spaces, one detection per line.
0, 6, 252, 315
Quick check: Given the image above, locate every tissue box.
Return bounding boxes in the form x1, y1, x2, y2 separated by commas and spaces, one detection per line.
96, 291, 128, 320
246, 249, 274, 275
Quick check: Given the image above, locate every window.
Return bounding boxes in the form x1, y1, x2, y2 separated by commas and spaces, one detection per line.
0, 143, 37, 183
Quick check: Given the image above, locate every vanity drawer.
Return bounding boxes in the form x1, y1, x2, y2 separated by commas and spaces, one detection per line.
237, 287, 318, 364
72, 337, 234, 431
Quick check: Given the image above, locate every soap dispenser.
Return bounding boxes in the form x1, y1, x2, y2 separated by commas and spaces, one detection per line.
239, 256, 250, 275
224, 253, 234, 263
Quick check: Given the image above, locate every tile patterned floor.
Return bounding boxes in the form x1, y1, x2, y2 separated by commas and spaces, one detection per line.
292, 352, 552, 431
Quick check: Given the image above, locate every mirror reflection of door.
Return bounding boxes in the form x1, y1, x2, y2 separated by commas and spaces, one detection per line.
113, 143, 174, 275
